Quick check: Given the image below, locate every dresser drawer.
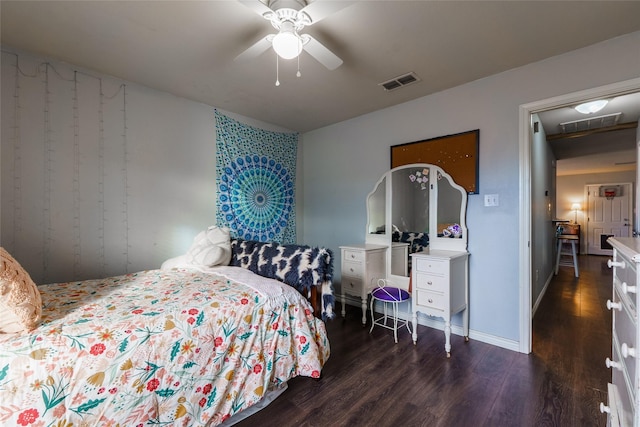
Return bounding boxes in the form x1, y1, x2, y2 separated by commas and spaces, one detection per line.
343, 260, 364, 278
415, 258, 448, 276
613, 287, 637, 392
612, 360, 635, 427
415, 272, 447, 293
341, 276, 364, 297
343, 250, 364, 263
415, 290, 446, 311
614, 253, 636, 287
605, 383, 622, 427
614, 259, 637, 313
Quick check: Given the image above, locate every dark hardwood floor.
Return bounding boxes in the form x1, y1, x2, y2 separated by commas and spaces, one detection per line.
235, 255, 612, 427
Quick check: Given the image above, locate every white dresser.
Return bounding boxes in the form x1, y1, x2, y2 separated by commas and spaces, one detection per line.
605, 237, 640, 426
411, 249, 469, 357
339, 244, 387, 325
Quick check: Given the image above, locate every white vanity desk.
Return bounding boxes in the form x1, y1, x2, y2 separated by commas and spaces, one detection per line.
340, 242, 409, 324
341, 163, 469, 356
411, 248, 469, 357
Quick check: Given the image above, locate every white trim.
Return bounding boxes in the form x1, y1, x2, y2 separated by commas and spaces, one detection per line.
342, 298, 519, 352
518, 105, 533, 354
532, 270, 554, 317
519, 77, 640, 354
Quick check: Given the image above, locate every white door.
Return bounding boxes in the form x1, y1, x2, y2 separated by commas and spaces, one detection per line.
586, 183, 633, 255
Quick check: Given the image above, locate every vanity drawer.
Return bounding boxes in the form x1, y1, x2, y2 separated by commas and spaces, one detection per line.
341, 276, 363, 296
342, 261, 364, 278
415, 272, 447, 293
415, 290, 446, 312
415, 258, 448, 276
343, 250, 364, 263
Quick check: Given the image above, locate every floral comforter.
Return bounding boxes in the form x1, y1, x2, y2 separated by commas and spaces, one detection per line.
0, 267, 330, 426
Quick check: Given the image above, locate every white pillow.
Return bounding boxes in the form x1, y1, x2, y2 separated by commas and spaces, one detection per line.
0, 247, 42, 334
161, 226, 232, 269
186, 226, 232, 267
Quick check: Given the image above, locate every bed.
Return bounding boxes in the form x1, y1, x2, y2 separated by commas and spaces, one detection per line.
0, 239, 333, 426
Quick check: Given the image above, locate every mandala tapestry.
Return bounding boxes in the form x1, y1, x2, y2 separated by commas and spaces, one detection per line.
215, 111, 298, 243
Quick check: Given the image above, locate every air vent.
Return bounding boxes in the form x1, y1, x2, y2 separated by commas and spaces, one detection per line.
559, 112, 622, 133
379, 72, 421, 91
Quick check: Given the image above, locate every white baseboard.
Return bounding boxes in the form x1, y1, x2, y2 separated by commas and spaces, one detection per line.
532, 270, 554, 317
340, 294, 520, 353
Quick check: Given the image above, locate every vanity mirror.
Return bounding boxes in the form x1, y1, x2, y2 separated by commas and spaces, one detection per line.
365, 163, 468, 283
345, 163, 469, 356
367, 176, 386, 235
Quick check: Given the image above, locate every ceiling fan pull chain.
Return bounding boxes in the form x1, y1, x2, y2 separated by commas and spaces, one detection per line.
275, 52, 280, 86
296, 54, 301, 78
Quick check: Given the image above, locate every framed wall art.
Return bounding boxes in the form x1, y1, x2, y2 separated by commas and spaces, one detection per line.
390, 129, 479, 194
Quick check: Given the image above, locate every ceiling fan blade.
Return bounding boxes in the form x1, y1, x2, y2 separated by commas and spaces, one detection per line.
238, 0, 273, 18
302, 34, 342, 70
235, 35, 273, 62
300, 1, 354, 25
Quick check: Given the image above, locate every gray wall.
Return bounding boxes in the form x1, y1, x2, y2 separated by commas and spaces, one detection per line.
0, 49, 294, 284
531, 114, 557, 311
301, 31, 640, 348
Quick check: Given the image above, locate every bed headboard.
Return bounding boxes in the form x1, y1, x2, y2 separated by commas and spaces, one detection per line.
230, 239, 335, 320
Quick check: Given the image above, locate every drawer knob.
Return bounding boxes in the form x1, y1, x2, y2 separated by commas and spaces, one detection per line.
608, 259, 625, 269
600, 402, 611, 414
622, 343, 636, 358
351, 254, 355, 259
605, 357, 622, 371
427, 281, 433, 286
606, 300, 622, 311
428, 298, 434, 303
622, 282, 637, 294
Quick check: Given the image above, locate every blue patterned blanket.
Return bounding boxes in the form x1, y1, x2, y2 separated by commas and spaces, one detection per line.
230, 239, 335, 320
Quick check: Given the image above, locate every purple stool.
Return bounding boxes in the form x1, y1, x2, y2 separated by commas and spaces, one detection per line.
369, 279, 411, 343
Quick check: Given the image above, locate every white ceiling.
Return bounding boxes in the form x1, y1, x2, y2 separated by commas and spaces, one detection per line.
1, 0, 639, 174
538, 91, 640, 176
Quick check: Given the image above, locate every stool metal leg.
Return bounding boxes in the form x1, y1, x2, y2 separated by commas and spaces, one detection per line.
369, 295, 375, 334
392, 302, 398, 344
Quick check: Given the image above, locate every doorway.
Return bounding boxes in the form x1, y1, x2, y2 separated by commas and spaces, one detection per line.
518, 77, 640, 354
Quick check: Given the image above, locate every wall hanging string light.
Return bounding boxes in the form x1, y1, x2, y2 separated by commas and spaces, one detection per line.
3, 50, 129, 282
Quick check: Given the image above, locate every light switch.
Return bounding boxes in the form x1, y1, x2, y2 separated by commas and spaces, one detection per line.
484, 194, 499, 207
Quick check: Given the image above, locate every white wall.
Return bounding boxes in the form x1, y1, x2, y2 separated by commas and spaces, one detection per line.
0, 49, 294, 284
301, 31, 640, 349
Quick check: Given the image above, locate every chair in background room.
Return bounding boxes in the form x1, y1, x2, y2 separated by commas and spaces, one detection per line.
555, 223, 580, 277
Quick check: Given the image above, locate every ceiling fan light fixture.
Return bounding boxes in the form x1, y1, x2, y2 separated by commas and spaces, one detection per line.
575, 99, 608, 114
272, 24, 302, 59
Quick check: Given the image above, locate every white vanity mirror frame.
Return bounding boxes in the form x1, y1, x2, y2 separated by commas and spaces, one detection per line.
365, 163, 468, 286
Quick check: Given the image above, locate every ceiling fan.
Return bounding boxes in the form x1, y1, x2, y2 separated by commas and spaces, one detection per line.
235, 0, 349, 71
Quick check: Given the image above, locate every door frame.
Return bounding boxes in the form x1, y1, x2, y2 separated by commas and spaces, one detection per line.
518, 77, 640, 354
